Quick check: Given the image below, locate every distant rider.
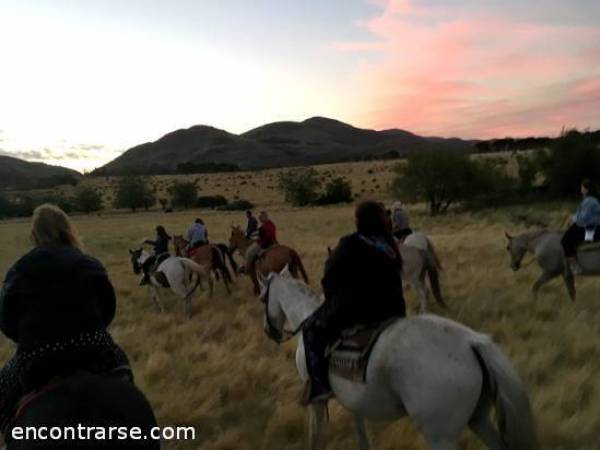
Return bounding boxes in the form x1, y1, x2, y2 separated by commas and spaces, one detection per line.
243, 211, 277, 274
245, 210, 258, 239
187, 218, 208, 250
391, 201, 412, 242
140, 225, 171, 285
300, 200, 406, 404
561, 179, 600, 275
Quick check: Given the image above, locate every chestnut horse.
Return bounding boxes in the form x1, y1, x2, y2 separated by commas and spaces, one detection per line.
172, 235, 233, 294
228, 226, 309, 295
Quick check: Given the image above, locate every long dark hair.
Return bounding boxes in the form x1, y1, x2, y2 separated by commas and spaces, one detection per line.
355, 200, 400, 259
156, 225, 171, 241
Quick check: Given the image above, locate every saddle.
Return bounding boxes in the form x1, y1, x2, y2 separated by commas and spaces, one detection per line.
326, 318, 399, 383
257, 242, 281, 260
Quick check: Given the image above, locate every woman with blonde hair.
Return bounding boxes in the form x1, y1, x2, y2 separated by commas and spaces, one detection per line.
0, 204, 150, 439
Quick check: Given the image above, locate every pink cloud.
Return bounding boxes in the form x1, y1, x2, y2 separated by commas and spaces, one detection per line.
339, 0, 600, 138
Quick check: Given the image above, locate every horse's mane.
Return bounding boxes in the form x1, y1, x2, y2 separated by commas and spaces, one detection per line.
279, 275, 319, 302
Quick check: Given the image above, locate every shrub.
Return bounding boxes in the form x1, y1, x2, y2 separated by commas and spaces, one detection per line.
196, 195, 228, 208
168, 180, 198, 209
535, 129, 600, 195
390, 149, 512, 215
315, 177, 353, 205
114, 176, 155, 212
73, 185, 103, 213
277, 168, 321, 206
217, 199, 254, 211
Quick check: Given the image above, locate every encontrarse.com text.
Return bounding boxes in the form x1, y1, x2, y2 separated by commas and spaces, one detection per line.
11, 425, 196, 441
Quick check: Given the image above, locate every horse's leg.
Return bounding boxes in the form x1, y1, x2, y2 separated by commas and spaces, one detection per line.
532, 272, 555, 301
562, 274, 576, 302
353, 415, 372, 450
308, 402, 327, 450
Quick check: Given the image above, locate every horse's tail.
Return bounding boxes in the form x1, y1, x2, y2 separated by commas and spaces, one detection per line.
422, 249, 447, 309
211, 245, 233, 284
471, 335, 538, 450
425, 236, 443, 271
291, 250, 309, 285
218, 243, 238, 275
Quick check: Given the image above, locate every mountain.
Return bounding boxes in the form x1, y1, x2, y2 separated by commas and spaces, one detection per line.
92, 117, 476, 176
0, 155, 81, 189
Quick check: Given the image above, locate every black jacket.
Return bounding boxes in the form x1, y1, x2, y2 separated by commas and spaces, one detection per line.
144, 234, 170, 255
0, 245, 116, 351
317, 233, 405, 336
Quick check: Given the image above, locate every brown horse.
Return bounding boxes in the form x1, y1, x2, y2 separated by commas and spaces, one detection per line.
172, 235, 233, 294
228, 226, 309, 295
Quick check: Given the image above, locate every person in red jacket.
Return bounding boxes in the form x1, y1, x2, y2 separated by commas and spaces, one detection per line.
243, 211, 277, 273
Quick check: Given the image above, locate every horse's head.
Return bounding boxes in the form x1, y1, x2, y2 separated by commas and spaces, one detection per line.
258, 266, 296, 344
172, 235, 186, 256
505, 232, 527, 271
229, 226, 245, 253
129, 248, 143, 275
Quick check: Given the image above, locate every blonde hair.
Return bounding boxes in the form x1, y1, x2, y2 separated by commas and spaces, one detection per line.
31, 204, 81, 249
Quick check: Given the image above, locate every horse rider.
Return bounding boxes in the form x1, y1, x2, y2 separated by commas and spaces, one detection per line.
561, 179, 600, 275
300, 200, 406, 404
242, 211, 277, 274
187, 218, 208, 252
391, 201, 412, 242
0, 204, 133, 432
140, 225, 171, 286
245, 210, 259, 239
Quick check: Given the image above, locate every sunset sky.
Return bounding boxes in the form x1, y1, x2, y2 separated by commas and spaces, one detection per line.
1, 0, 599, 172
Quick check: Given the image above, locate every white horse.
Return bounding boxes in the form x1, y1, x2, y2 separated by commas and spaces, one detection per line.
129, 249, 212, 316
259, 269, 537, 450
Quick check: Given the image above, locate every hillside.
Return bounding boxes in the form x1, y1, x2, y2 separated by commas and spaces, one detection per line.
0, 155, 81, 189
92, 117, 475, 176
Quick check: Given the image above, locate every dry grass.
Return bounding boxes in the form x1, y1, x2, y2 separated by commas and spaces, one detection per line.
0, 160, 598, 449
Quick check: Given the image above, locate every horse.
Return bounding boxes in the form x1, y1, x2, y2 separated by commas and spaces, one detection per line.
399, 231, 445, 312
129, 249, 211, 316
228, 225, 309, 295
398, 244, 446, 312
403, 231, 443, 271
259, 269, 537, 450
4, 372, 159, 449
172, 236, 233, 295
505, 229, 600, 302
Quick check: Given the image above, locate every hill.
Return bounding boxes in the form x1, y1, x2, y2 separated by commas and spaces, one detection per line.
92, 117, 475, 176
0, 155, 81, 189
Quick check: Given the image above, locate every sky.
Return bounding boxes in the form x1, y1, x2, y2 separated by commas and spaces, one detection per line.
0, 0, 599, 172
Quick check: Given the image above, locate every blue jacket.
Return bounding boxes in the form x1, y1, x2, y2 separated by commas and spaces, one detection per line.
187, 223, 207, 246
575, 195, 600, 228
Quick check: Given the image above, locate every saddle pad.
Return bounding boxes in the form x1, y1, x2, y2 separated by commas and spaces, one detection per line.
327, 318, 399, 383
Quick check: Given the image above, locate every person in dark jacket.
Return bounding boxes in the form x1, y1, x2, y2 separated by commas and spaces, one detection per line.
561, 179, 600, 275
301, 200, 406, 405
140, 225, 171, 285
0, 204, 131, 432
245, 210, 258, 239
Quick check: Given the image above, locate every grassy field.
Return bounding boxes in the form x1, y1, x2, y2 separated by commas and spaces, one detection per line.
0, 160, 598, 449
